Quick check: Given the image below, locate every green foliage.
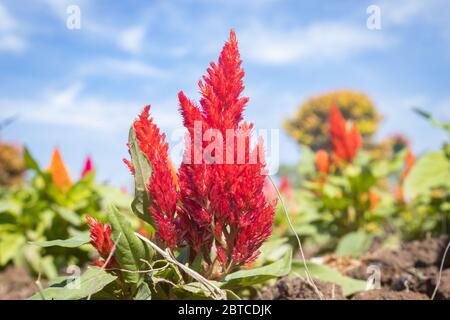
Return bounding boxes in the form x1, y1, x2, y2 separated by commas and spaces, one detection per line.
128, 127, 155, 230
396, 110, 450, 239
108, 206, 153, 285
335, 230, 374, 258
291, 260, 366, 296
404, 151, 450, 199
29, 266, 117, 300
222, 248, 292, 288
0, 149, 133, 278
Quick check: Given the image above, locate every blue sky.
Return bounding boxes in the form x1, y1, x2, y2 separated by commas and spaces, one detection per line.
0, 0, 449, 187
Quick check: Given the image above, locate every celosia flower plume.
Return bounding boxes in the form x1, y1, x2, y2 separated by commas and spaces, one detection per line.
329, 104, 362, 162
48, 147, 72, 191
86, 216, 115, 267
125, 30, 275, 272
396, 147, 416, 203
81, 155, 94, 178
315, 149, 330, 174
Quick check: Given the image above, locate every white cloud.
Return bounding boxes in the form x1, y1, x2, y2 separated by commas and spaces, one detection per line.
117, 26, 146, 54
0, 4, 27, 53
379, 0, 440, 26
40, 0, 148, 55
240, 22, 392, 65
79, 58, 168, 78
0, 84, 179, 131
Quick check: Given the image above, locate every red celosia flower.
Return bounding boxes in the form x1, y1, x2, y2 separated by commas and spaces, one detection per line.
177, 30, 274, 268
329, 104, 362, 162
126, 30, 275, 271
279, 176, 293, 200
86, 216, 115, 267
131, 105, 179, 250
81, 155, 94, 178
315, 149, 330, 174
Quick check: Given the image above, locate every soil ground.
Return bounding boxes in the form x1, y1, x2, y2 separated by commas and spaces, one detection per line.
0, 266, 43, 300
259, 235, 450, 300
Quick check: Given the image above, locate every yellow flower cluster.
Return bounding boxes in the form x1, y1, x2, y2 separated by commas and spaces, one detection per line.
0, 141, 24, 186
284, 90, 381, 151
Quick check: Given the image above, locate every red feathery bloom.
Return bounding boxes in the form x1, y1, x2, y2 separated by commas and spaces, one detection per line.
129, 106, 179, 249
177, 30, 274, 267
329, 104, 362, 162
125, 30, 274, 272
315, 149, 330, 174
81, 155, 94, 178
86, 216, 115, 267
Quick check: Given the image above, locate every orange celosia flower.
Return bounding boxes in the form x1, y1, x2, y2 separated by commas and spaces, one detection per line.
48, 147, 72, 191
329, 104, 362, 162
315, 149, 330, 174
369, 190, 379, 210
396, 148, 416, 203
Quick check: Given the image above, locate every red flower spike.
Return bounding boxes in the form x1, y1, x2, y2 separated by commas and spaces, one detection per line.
131, 105, 179, 249
315, 149, 330, 174
329, 104, 362, 162
86, 216, 115, 267
126, 30, 275, 271
178, 30, 274, 267
81, 155, 94, 178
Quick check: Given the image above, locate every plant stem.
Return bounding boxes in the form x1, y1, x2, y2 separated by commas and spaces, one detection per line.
135, 232, 227, 300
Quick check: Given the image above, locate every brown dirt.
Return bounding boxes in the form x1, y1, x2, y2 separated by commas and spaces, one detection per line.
257, 276, 346, 300
351, 289, 428, 300
0, 266, 41, 300
345, 235, 450, 299
258, 236, 450, 300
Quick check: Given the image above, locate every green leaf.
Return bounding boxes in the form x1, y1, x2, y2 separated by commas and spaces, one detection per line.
172, 282, 215, 300
30, 233, 90, 248
96, 184, 133, 210
413, 108, 450, 133
134, 282, 152, 300
335, 230, 374, 258
108, 205, 153, 284
28, 266, 117, 300
255, 237, 290, 266
404, 151, 450, 199
0, 233, 25, 265
54, 207, 82, 226
298, 145, 315, 176
23, 147, 41, 172
128, 127, 155, 227
291, 260, 366, 296
223, 248, 292, 288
